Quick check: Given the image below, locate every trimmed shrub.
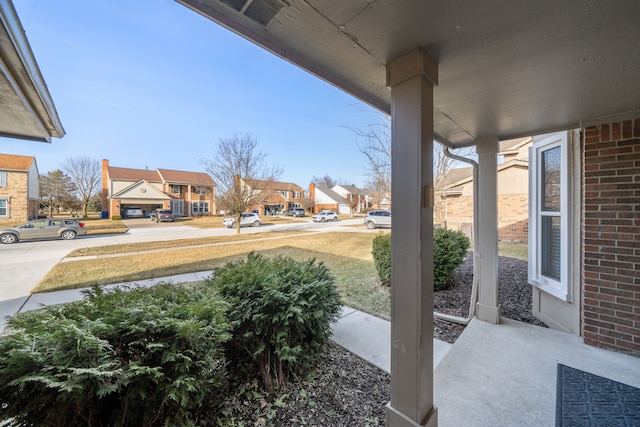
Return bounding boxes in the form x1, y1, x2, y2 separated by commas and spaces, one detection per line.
0, 284, 230, 427
433, 228, 470, 290
206, 253, 342, 393
371, 228, 470, 291
372, 232, 391, 286
111, 215, 121, 220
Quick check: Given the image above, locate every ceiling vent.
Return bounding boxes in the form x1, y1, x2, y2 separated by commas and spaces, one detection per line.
217, 0, 287, 27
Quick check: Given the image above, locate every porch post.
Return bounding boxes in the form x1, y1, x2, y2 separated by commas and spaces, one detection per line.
385, 47, 438, 427
475, 136, 501, 324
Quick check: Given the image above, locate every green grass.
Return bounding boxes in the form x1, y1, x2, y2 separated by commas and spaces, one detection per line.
33, 232, 391, 320
498, 241, 528, 261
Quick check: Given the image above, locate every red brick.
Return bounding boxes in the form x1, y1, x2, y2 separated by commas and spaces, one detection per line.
622, 121, 633, 139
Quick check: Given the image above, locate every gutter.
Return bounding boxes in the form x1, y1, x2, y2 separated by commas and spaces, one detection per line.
433, 145, 479, 326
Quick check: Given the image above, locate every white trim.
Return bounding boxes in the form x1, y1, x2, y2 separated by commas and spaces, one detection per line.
528, 132, 572, 302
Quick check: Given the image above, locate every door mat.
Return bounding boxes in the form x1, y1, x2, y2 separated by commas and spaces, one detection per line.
556, 364, 640, 426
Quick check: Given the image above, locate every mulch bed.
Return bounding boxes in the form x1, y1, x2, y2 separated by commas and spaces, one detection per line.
199, 253, 544, 426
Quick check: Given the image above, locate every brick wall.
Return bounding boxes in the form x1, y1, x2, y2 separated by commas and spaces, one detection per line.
0, 172, 30, 224
582, 118, 640, 356
438, 193, 528, 242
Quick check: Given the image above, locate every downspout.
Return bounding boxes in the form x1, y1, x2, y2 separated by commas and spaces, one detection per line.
433, 145, 479, 325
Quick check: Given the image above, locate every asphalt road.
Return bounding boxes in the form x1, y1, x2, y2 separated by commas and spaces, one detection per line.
0, 217, 366, 330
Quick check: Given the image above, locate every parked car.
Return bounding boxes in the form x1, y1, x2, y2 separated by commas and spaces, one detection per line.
283, 208, 306, 217
312, 211, 338, 222
0, 218, 87, 244
364, 210, 392, 229
222, 212, 262, 228
123, 206, 144, 218
150, 209, 175, 222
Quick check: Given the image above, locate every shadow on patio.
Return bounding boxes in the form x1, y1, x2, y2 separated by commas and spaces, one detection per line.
332, 308, 640, 426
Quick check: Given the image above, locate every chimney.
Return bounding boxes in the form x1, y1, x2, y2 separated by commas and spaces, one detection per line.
101, 160, 109, 216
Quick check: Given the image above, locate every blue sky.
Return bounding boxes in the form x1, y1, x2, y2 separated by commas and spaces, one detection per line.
2, 0, 385, 188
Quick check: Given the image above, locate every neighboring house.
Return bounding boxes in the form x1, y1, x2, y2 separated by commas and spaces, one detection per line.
0, 153, 39, 224
240, 178, 305, 215
436, 137, 531, 242
101, 160, 215, 218
332, 184, 370, 213
309, 183, 349, 214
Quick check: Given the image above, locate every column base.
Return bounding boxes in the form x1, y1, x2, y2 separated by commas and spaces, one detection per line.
386, 402, 438, 427
476, 302, 501, 324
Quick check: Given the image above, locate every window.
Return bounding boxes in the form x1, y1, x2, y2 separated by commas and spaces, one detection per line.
192, 201, 209, 214
172, 200, 184, 215
278, 190, 287, 199
193, 187, 206, 195
172, 185, 181, 194
528, 132, 571, 301
0, 199, 7, 216
0, 171, 6, 187
293, 191, 301, 199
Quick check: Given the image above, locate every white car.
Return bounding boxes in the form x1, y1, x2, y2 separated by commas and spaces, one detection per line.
222, 212, 262, 228
312, 211, 338, 222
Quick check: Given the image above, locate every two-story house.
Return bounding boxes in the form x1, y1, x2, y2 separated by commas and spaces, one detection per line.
0, 153, 39, 224
332, 184, 370, 214
240, 178, 305, 215
101, 160, 215, 218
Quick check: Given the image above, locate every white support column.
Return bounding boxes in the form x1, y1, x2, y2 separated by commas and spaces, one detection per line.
475, 136, 501, 324
385, 47, 438, 427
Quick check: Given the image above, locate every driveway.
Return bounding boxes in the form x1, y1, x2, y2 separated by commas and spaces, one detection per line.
0, 218, 367, 331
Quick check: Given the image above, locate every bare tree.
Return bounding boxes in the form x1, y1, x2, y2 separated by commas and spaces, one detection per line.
61, 156, 101, 218
201, 133, 282, 234
39, 170, 77, 217
350, 115, 475, 212
348, 117, 392, 208
310, 175, 337, 188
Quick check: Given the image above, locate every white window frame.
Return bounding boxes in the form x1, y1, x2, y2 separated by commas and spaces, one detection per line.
528, 132, 572, 302
0, 199, 8, 216
193, 187, 206, 195
0, 171, 6, 187
293, 191, 300, 199
192, 201, 209, 214
172, 185, 181, 194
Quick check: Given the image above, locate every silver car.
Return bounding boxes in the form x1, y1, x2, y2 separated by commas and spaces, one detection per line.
364, 210, 392, 229
0, 218, 87, 244
222, 212, 261, 228
312, 211, 339, 222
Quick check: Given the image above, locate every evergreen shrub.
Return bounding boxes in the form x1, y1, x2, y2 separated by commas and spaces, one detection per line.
206, 253, 342, 392
111, 215, 121, 220
371, 232, 391, 286
371, 228, 470, 291
433, 228, 470, 290
0, 284, 230, 427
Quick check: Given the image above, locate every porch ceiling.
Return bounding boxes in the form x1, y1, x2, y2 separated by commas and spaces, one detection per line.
177, 0, 640, 147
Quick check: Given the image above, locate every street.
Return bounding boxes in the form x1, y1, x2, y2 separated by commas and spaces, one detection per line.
0, 217, 366, 330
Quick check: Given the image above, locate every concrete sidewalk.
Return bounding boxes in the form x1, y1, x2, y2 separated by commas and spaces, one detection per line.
3, 271, 453, 372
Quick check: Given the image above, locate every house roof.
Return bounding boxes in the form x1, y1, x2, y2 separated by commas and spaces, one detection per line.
177, 0, 640, 147
499, 137, 532, 155
157, 169, 215, 186
108, 166, 162, 183
440, 160, 528, 192
244, 178, 303, 191
0, 153, 35, 171
0, 1, 64, 142
316, 186, 348, 204
335, 184, 366, 195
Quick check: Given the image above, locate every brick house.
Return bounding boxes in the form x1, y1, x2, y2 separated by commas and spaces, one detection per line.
178, 2, 640, 424
0, 154, 39, 224
437, 137, 531, 242
101, 160, 215, 218
239, 178, 305, 215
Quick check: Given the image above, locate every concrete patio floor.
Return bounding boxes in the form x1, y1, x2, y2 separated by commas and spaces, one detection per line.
434, 318, 640, 427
